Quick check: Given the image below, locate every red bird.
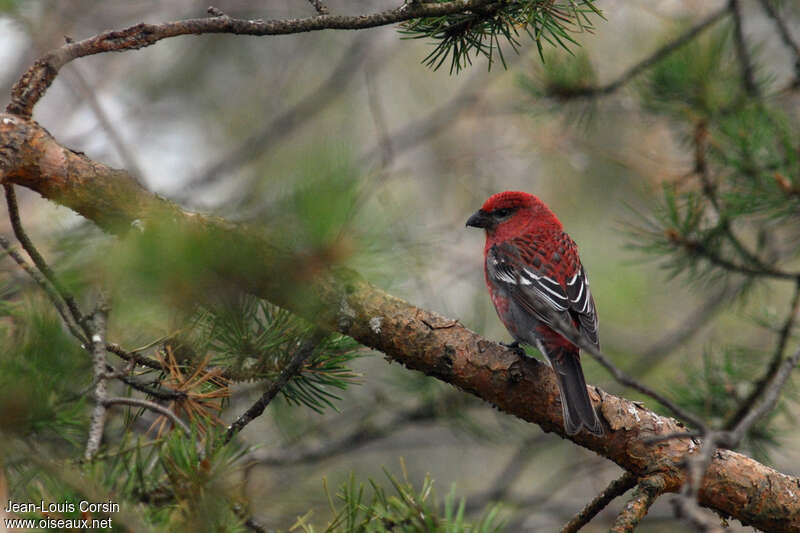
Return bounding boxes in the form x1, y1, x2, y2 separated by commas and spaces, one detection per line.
466, 191, 603, 436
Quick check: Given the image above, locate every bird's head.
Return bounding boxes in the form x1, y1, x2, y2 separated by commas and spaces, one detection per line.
465, 191, 561, 240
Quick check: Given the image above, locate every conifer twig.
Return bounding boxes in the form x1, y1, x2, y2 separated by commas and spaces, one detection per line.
0, 234, 87, 343
729, 0, 760, 98
724, 279, 800, 430
224, 331, 325, 443
103, 396, 191, 436
548, 5, 729, 99
4, 184, 91, 339
561, 471, 638, 533
756, 0, 800, 82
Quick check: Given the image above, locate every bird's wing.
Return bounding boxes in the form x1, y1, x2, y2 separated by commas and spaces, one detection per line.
564, 265, 599, 347
487, 241, 599, 348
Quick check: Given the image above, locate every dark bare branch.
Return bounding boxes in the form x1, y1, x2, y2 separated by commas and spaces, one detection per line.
224, 332, 324, 443
561, 471, 638, 533
729, 0, 760, 97
756, 0, 800, 82
4, 184, 90, 337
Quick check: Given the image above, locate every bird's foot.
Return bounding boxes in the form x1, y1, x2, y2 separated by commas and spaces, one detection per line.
501, 341, 527, 357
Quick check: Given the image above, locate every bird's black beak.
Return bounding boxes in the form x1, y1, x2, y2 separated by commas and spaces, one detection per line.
466, 209, 492, 228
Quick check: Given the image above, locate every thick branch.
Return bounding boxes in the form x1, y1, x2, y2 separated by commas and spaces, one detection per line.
1, 115, 799, 531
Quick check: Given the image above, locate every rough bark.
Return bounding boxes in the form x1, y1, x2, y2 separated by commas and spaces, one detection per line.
1, 114, 799, 532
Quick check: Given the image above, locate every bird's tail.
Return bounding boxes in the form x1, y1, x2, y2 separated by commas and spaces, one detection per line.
545, 346, 604, 436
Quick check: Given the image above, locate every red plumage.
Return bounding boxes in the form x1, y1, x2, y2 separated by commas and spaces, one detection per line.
466, 191, 603, 436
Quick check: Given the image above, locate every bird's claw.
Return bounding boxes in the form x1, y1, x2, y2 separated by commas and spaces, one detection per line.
501, 341, 526, 357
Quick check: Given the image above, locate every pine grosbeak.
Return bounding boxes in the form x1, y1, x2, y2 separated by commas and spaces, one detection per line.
466, 191, 603, 436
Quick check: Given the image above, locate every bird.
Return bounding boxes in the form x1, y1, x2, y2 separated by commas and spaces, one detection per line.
466, 191, 604, 436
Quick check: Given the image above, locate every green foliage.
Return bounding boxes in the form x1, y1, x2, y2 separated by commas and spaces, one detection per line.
400, 0, 601, 74
0, 297, 89, 445
670, 347, 788, 462
639, 25, 744, 117
518, 49, 596, 98
191, 294, 363, 412
293, 466, 505, 532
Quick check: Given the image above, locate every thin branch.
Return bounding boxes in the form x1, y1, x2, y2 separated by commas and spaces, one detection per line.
6, 0, 500, 117
724, 278, 800, 430
551, 6, 729, 99
4, 184, 90, 338
85, 302, 110, 461
541, 305, 707, 430
666, 231, 799, 281
560, 471, 638, 533
728, 343, 800, 446
224, 332, 324, 443
105, 343, 166, 371
729, 0, 760, 98
0, 233, 87, 343
103, 396, 191, 436
756, 0, 800, 82
307, 0, 329, 16
608, 475, 666, 533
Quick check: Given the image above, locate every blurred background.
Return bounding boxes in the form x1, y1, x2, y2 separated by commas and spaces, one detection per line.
1, 0, 799, 531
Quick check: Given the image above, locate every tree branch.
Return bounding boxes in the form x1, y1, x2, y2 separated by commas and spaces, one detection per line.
756, 0, 800, 83
224, 332, 324, 443
550, 6, 729, 99
85, 302, 110, 460
2, 115, 800, 531
6, 0, 500, 117
103, 396, 191, 436
729, 0, 760, 98
608, 475, 666, 533
560, 471, 638, 533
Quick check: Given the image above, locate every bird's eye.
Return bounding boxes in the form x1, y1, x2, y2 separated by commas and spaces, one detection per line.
494, 208, 513, 218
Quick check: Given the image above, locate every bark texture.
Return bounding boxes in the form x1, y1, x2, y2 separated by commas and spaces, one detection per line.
1, 114, 799, 532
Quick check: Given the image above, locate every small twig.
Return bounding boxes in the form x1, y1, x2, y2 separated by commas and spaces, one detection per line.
608, 475, 666, 533
103, 396, 191, 436
729, 0, 760, 98
728, 343, 800, 446
724, 278, 800, 430
84, 302, 110, 461
756, 0, 800, 82
224, 331, 325, 443
534, 300, 708, 430
118, 374, 186, 401
0, 234, 87, 344
207, 6, 228, 18
102, 359, 136, 380
4, 184, 91, 338
552, 6, 729, 99
560, 471, 638, 533
666, 231, 799, 281
306, 0, 329, 16
105, 342, 166, 371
